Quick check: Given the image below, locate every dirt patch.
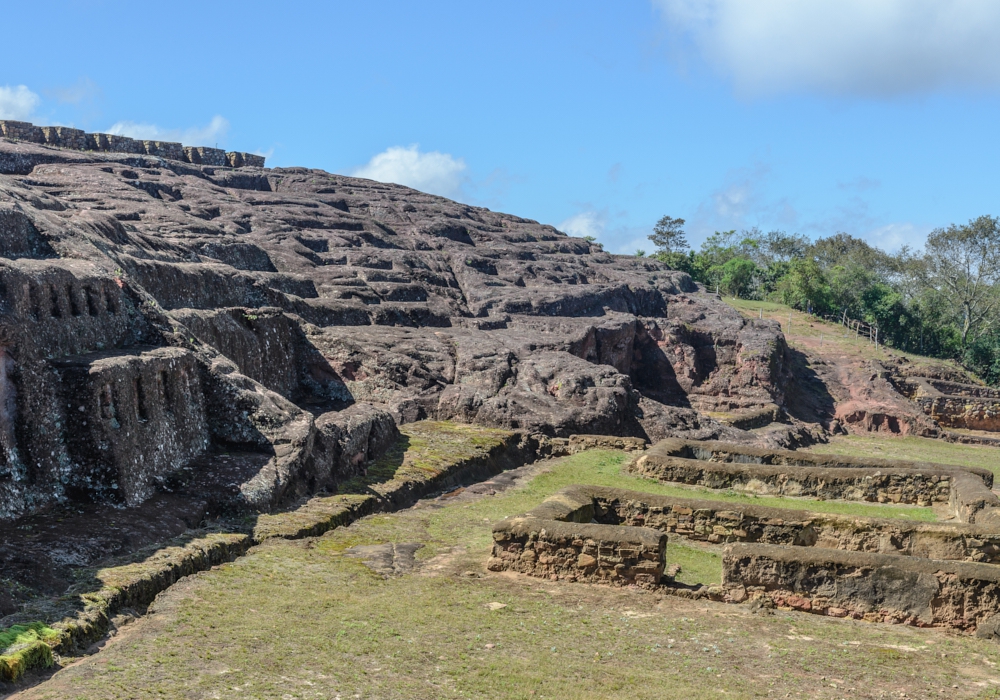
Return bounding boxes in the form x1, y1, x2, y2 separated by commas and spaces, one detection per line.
344, 543, 424, 577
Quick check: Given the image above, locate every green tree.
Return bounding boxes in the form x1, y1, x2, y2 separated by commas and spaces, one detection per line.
828, 264, 880, 317
919, 215, 1000, 348
761, 230, 810, 264
964, 332, 1000, 385
811, 233, 898, 278
648, 216, 688, 255
718, 257, 758, 298
778, 258, 832, 313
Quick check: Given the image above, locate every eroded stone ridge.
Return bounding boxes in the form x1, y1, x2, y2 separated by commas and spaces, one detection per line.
0, 120, 263, 168
893, 374, 1000, 432
0, 127, 803, 656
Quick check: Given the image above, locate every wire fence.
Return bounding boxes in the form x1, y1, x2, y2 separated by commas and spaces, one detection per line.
821, 309, 880, 348
753, 306, 881, 350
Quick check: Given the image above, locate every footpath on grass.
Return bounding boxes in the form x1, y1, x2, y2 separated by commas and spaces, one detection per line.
16, 445, 1000, 699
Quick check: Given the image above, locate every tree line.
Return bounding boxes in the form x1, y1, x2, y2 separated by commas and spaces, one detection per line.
642, 215, 1000, 384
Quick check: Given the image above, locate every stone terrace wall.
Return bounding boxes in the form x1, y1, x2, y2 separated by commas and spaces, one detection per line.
724, 543, 1000, 629
649, 437, 995, 482
489, 518, 665, 587
924, 378, 1000, 399
924, 395, 1000, 432
490, 441, 1000, 632
631, 454, 950, 505
631, 438, 1000, 524
489, 485, 666, 586
0, 120, 264, 168
577, 485, 1000, 563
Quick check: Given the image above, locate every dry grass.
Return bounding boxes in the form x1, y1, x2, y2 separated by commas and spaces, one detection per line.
808, 434, 1000, 477
726, 297, 973, 377
19, 450, 1000, 700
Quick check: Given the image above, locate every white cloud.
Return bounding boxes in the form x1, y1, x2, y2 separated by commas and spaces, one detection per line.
106, 115, 230, 146
655, 0, 1000, 97
48, 77, 101, 105
0, 85, 41, 120
351, 145, 467, 198
557, 209, 654, 254
865, 222, 931, 252
558, 211, 607, 240
686, 163, 799, 244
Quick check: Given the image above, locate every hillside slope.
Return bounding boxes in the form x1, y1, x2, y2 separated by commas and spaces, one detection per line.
0, 134, 796, 524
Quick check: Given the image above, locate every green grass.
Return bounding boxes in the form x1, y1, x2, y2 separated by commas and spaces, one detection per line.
645, 483, 936, 521
808, 434, 1000, 478
669, 543, 721, 585
341, 420, 514, 494
23, 449, 1000, 700
725, 298, 975, 377
0, 623, 56, 652
0, 622, 58, 681
487, 449, 935, 522
405, 452, 935, 563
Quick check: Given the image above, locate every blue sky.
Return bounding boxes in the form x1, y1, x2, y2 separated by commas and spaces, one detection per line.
2, 1, 999, 254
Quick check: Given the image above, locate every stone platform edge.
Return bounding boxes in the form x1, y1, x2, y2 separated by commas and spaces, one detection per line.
0, 120, 264, 168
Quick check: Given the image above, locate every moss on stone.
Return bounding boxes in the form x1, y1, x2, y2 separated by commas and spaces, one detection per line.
0, 622, 58, 681
253, 494, 375, 541
8, 421, 521, 685
340, 421, 515, 497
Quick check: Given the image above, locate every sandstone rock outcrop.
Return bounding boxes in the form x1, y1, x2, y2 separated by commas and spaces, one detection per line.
0, 133, 790, 526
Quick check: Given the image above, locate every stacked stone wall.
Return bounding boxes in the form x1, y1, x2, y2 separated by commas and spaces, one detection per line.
489, 484, 666, 586
184, 146, 228, 166
723, 543, 1000, 630
489, 517, 665, 587
491, 439, 1000, 632
650, 437, 995, 481
632, 438, 999, 524
576, 485, 1000, 563
0, 119, 264, 168
630, 452, 970, 508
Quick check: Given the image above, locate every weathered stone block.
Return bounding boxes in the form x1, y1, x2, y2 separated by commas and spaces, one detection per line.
142, 140, 184, 161
184, 146, 227, 166
55, 347, 209, 506
724, 542, 1000, 630
490, 516, 665, 587
0, 121, 44, 143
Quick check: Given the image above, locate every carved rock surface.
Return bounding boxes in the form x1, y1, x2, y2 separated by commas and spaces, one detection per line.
0, 137, 789, 523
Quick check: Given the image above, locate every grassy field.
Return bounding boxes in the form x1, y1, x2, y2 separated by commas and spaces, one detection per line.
637, 482, 936, 522
726, 297, 975, 377
18, 450, 1000, 700
809, 434, 1000, 478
